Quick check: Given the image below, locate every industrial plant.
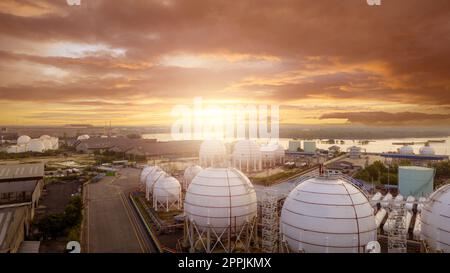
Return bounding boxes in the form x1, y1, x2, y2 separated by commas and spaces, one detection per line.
130, 138, 450, 253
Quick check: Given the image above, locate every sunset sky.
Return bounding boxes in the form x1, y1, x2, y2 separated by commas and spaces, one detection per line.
0, 0, 449, 126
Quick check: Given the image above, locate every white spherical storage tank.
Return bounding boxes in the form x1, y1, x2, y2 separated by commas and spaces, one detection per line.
232, 139, 262, 172
77, 134, 90, 141
17, 135, 31, 145
183, 165, 202, 189
140, 165, 155, 184
184, 167, 258, 252
152, 175, 181, 211
419, 145, 435, 155
421, 184, 450, 252
280, 176, 377, 253
27, 139, 45, 153
199, 140, 227, 167
398, 145, 414, 155
144, 168, 166, 200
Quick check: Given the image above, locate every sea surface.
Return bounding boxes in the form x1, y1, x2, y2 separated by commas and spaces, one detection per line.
142, 134, 450, 156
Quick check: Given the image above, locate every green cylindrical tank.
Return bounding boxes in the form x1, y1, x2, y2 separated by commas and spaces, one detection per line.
398, 166, 434, 198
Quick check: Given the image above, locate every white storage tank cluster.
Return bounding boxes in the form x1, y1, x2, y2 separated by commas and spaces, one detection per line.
199, 140, 227, 167
232, 139, 262, 172
145, 167, 165, 200
184, 167, 258, 252
183, 165, 202, 189
280, 176, 377, 253
139, 165, 181, 211
7, 135, 59, 153
421, 184, 450, 253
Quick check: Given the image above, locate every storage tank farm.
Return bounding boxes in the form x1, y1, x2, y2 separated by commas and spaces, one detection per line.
136, 138, 449, 253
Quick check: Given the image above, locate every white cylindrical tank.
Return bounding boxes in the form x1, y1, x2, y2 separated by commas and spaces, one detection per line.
184, 168, 257, 234
370, 192, 383, 206
405, 196, 416, 212
421, 184, 450, 252
381, 193, 393, 208
413, 213, 422, 240
232, 139, 262, 172
417, 197, 427, 212
17, 135, 31, 145
199, 140, 227, 167
280, 176, 377, 253
183, 165, 202, 188
375, 208, 387, 228
6, 145, 18, 154
27, 139, 45, 153
398, 145, 414, 155
153, 175, 181, 210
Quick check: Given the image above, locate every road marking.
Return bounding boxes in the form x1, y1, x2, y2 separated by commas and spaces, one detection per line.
119, 192, 146, 253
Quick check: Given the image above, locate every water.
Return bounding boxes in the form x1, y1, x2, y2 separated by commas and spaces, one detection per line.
142, 134, 450, 156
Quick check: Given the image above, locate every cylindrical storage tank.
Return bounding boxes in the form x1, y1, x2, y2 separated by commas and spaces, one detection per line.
153, 175, 181, 211
17, 135, 31, 145
413, 213, 422, 240
370, 192, 383, 206
184, 168, 257, 234
375, 208, 387, 228
280, 176, 377, 253
417, 197, 427, 212
232, 139, 262, 172
398, 145, 414, 155
6, 145, 18, 153
398, 166, 434, 198
199, 140, 227, 167
27, 139, 45, 153
381, 193, 393, 208
405, 196, 416, 212
421, 184, 450, 252
183, 165, 202, 189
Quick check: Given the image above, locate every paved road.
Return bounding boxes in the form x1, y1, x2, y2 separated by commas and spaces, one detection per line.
84, 168, 152, 253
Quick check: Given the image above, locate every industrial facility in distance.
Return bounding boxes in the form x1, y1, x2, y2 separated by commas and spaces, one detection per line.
1, 131, 450, 254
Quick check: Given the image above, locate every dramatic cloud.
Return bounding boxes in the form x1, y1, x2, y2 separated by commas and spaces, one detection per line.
0, 0, 449, 125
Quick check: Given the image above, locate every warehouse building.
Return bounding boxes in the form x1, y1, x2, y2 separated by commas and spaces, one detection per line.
0, 163, 44, 253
